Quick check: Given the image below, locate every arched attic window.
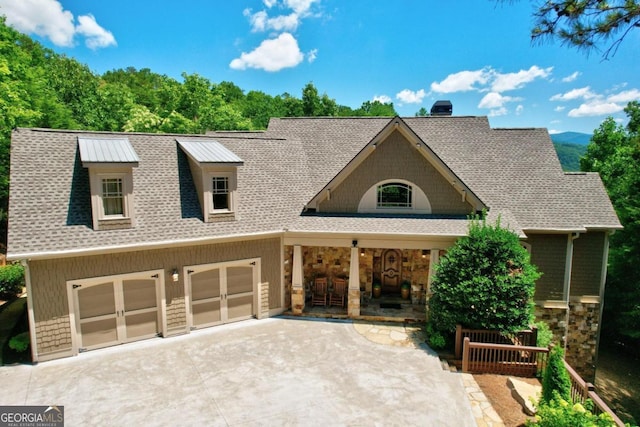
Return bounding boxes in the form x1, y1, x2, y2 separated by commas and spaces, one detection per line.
357, 179, 431, 214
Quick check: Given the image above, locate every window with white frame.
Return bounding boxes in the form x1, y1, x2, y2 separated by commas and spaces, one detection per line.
101, 177, 124, 216
211, 176, 230, 211
377, 182, 412, 208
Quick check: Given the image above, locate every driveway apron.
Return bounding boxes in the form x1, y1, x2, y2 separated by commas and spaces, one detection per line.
0, 318, 476, 426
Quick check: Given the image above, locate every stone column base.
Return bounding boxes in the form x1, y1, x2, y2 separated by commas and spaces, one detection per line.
291, 288, 304, 315
348, 289, 360, 317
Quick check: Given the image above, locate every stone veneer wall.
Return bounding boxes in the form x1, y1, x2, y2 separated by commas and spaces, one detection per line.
283, 245, 430, 304
534, 302, 600, 382
566, 302, 600, 382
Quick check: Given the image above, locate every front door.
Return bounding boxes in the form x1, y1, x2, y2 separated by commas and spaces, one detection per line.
71, 272, 162, 352
381, 249, 401, 294
187, 259, 257, 330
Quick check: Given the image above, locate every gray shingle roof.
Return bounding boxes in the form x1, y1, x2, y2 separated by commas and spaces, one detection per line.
7, 116, 621, 259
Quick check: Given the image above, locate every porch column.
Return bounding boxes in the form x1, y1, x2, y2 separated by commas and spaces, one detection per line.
426, 249, 440, 297
291, 245, 305, 315
348, 246, 361, 317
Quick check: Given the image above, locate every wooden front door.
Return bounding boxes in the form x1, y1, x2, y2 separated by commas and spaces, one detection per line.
381, 249, 401, 294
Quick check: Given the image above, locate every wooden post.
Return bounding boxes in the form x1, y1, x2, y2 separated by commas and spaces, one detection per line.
461, 337, 470, 372
455, 324, 463, 359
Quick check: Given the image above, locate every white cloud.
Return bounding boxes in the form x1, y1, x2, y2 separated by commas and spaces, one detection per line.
607, 89, 640, 103
307, 48, 318, 63
490, 65, 553, 92
0, 0, 115, 48
285, 0, 319, 14
76, 14, 116, 49
263, 0, 278, 8
515, 105, 524, 115
478, 92, 522, 109
568, 101, 625, 117
430, 69, 491, 93
554, 106, 566, 112
562, 71, 580, 83
550, 86, 596, 101
396, 89, 426, 104
488, 107, 508, 117
373, 95, 392, 104
229, 32, 304, 72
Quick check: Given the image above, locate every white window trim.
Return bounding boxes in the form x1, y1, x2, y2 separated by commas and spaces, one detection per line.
89, 167, 135, 229
205, 170, 237, 215
357, 179, 431, 214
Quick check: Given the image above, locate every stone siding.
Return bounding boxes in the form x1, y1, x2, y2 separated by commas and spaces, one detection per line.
29, 237, 281, 358
566, 302, 600, 382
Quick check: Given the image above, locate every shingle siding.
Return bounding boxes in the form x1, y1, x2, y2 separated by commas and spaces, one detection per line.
528, 234, 568, 301
30, 237, 281, 357
318, 130, 472, 214
570, 231, 606, 297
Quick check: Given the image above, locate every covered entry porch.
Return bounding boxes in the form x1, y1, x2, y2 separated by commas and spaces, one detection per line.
283, 234, 454, 321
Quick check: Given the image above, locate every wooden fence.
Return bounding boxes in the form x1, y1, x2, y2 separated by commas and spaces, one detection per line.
460, 336, 626, 426
454, 324, 538, 359
563, 361, 626, 426
461, 337, 548, 377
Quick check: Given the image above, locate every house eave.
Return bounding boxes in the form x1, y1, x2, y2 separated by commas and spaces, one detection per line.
6, 230, 284, 261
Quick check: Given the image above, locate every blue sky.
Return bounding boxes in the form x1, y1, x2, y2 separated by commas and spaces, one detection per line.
1, 0, 639, 134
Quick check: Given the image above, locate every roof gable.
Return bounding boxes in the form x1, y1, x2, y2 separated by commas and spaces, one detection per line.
305, 116, 487, 212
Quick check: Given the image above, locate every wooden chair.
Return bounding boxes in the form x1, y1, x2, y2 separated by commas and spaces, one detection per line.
329, 278, 347, 308
311, 277, 328, 306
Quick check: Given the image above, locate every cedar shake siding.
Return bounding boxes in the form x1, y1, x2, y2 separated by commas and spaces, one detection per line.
318, 130, 473, 215
528, 234, 568, 301
30, 237, 281, 357
570, 231, 606, 298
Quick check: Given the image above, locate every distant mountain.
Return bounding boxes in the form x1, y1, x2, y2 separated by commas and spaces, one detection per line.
553, 142, 587, 171
550, 131, 592, 145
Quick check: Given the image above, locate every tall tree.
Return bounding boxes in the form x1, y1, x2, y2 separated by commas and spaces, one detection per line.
302, 82, 322, 116
499, 0, 640, 59
581, 102, 640, 345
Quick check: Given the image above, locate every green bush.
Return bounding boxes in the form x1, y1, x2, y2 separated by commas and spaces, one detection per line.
9, 332, 30, 352
428, 216, 540, 334
535, 320, 554, 348
528, 394, 617, 427
425, 322, 447, 350
0, 263, 25, 297
542, 345, 572, 404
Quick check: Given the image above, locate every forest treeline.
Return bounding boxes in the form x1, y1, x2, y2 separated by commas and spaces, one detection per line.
0, 17, 398, 242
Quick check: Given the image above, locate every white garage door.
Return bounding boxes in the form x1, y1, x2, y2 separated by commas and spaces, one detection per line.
70, 271, 163, 352
187, 259, 257, 330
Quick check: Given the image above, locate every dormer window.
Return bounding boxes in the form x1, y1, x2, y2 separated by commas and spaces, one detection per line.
377, 183, 412, 209
211, 176, 230, 211
178, 139, 243, 223
78, 137, 139, 231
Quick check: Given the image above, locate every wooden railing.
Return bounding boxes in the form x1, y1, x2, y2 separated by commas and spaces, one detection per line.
460, 336, 626, 426
461, 337, 548, 377
454, 324, 538, 359
563, 361, 626, 426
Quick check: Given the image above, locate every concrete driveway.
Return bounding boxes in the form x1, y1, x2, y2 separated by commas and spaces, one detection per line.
0, 318, 475, 426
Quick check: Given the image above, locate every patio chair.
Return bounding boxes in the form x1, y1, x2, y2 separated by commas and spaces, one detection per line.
311, 277, 328, 306
329, 278, 347, 308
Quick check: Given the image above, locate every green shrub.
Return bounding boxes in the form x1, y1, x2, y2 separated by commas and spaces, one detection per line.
527, 394, 617, 427
535, 320, 554, 348
9, 332, 30, 352
0, 263, 25, 297
425, 322, 447, 350
542, 345, 572, 404
428, 216, 540, 334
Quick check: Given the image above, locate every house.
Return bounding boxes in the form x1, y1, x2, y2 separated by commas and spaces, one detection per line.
7, 115, 621, 380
